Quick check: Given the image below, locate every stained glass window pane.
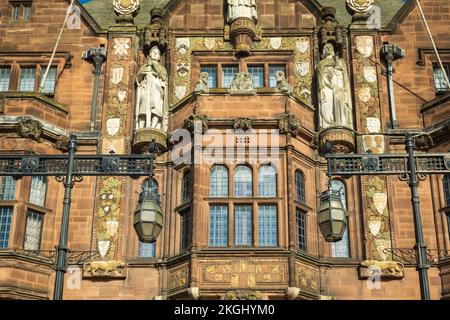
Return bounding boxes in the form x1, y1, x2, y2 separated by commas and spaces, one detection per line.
331, 180, 350, 258
0, 67, 11, 92
234, 166, 252, 197
24, 211, 43, 251
235, 205, 252, 246
200, 66, 218, 88
0, 207, 13, 249
19, 67, 36, 92
0, 176, 16, 200
222, 65, 238, 88
248, 65, 264, 88
210, 165, 228, 197
209, 205, 228, 247
258, 205, 277, 247
29, 176, 47, 207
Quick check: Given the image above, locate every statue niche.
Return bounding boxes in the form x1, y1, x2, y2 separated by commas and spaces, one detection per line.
133, 46, 169, 152
317, 43, 353, 130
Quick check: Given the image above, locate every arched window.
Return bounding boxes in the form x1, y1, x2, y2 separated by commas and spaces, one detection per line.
29, 176, 47, 207
331, 180, 350, 258
210, 165, 229, 197
182, 171, 192, 204
295, 170, 305, 203
444, 174, 450, 206
234, 165, 252, 197
258, 165, 277, 197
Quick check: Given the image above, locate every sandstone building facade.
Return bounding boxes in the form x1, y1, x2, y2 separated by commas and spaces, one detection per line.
0, 0, 449, 300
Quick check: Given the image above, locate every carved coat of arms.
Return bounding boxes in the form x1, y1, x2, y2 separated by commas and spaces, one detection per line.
176, 38, 190, 55
106, 118, 121, 137
110, 66, 124, 85
270, 37, 282, 50
296, 38, 310, 54
356, 36, 374, 58
296, 61, 310, 77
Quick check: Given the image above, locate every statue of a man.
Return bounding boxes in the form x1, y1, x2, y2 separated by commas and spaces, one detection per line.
317, 43, 353, 129
227, 0, 257, 23
135, 46, 168, 131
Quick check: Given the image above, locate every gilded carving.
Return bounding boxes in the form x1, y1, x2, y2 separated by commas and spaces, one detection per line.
359, 260, 404, 279
169, 267, 189, 291
83, 260, 126, 278
223, 290, 262, 300
295, 263, 319, 292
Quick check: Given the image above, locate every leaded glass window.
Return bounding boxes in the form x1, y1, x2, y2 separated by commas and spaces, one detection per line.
258, 205, 278, 247
209, 205, 228, 247
258, 165, 277, 197
269, 65, 285, 88
180, 209, 191, 252
182, 171, 192, 204
234, 165, 252, 197
138, 241, 155, 258
222, 65, 238, 88
248, 65, 264, 88
29, 176, 47, 207
295, 170, 305, 203
0, 176, 16, 200
296, 209, 307, 252
0, 67, 11, 92
24, 210, 43, 251
235, 205, 252, 246
0, 207, 13, 249
19, 67, 36, 92
433, 63, 450, 93
200, 65, 218, 88
40, 66, 57, 95
444, 174, 450, 206
210, 165, 228, 197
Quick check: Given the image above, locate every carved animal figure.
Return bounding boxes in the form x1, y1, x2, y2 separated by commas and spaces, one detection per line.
83, 260, 126, 276
361, 260, 404, 275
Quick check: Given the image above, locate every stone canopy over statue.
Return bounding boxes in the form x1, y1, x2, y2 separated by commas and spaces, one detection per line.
317, 43, 354, 130
227, 0, 258, 23
135, 46, 169, 132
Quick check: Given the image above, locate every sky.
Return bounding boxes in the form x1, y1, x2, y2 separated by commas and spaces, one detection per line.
79, 0, 92, 4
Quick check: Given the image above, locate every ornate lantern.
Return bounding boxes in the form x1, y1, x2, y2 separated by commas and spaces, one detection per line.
318, 189, 347, 242
133, 180, 163, 243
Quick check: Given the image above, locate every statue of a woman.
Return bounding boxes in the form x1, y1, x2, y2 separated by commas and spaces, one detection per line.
135, 46, 168, 131
317, 43, 353, 129
227, 0, 257, 23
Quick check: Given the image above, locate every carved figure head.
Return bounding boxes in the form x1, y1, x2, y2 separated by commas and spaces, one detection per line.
323, 43, 335, 57
149, 46, 161, 62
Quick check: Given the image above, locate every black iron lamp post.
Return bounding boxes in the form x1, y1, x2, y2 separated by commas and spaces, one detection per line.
133, 140, 164, 243
324, 132, 450, 300
0, 135, 164, 300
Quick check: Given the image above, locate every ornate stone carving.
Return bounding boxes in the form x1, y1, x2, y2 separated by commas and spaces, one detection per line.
55, 135, 70, 152
230, 72, 256, 94
295, 263, 319, 293
278, 114, 301, 136
144, 8, 168, 55
168, 267, 189, 291
275, 71, 292, 94
226, 0, 257, 23
347, 0, 374, 23
233, 118, 253, 132
83, 260, 126, 278
184, 115, 209, 134
223, 290, 262, 300
135, 46, 168, 132
317, 43, 354, 130
113, 0, 140, 23
359, 260, 405, 279
16, 117, 43, 142
318, 7, 344, 56
319, 127, 356, 155
194, 72, 210, 94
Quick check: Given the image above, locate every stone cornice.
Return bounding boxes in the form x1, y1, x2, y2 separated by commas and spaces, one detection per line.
1, 91, 68, 114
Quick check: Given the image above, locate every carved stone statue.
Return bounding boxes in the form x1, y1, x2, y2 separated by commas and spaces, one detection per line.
230, 71, 255, 93
194, 72, 210, 94
275, 71, 292, 94
135, 46, 168, 131
317, 43, 353, 129
227, 0, 258, 23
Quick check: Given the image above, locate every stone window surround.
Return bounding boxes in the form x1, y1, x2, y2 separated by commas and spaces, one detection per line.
9, 0, 32, 22
206, 162, 282, 248
0, 53, 70, 96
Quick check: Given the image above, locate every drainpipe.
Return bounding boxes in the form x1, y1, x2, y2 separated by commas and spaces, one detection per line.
82, 45, 107, 131
380, 42, 405, 129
